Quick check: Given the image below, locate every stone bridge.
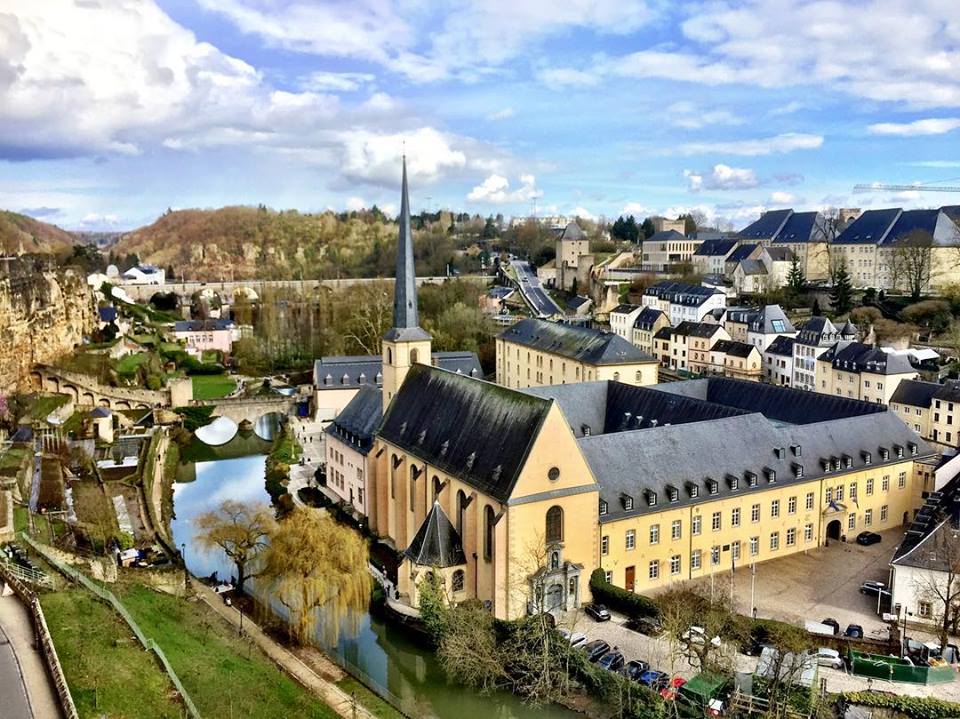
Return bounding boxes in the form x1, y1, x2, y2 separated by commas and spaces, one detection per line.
192, 396, 297, 424
31, 365, 191, 410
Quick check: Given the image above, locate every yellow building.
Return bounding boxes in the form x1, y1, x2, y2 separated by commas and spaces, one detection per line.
814, 342, 918, 405
631, 307, 670, 357
555, 221, 591, 292
707, 339, 763, 380
496, 318, 658, 389
889, 379, 960, 450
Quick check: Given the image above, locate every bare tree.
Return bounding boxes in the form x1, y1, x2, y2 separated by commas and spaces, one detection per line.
343, 280, 393, 355
890, 230, 934, 299
657, 582, 743, 675
195, 500, 274, 594
911, 519, 960, 650
820, 207, 845, 284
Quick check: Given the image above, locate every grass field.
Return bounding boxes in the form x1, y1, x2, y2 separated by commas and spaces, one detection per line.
191, 374, 236, 400
115, 582, 337, 719
115, 352, 150, 376
0, 446, 27, 473
41, 589, 184, 718
28, 394, 69, 420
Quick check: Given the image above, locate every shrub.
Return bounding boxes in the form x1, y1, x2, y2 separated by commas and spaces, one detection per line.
589, 568, 660, 619
841, 692, 960, 719
173, 405, 214, 432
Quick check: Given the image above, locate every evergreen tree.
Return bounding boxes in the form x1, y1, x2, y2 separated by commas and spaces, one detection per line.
641, 217, 655, 239
786, 255, 805, 293
830, 262, 854, 314
812, 298, 822, 316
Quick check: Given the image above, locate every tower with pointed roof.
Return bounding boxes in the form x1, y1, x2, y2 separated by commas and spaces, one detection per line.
382, 157, 432, 406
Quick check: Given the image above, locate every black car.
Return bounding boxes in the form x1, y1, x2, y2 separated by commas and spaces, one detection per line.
856, 531, 882, 546
821, 618, 840, 635
585, 603, 612, 622
859, 580, 886, 596
597, 651, 625, 672
621, 659, 650, 682
845, 624, 864, 639
583, 639, 611, 662
624, 616, 662, 636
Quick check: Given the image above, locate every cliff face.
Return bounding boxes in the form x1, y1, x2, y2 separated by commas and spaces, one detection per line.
0, 257, 95, 393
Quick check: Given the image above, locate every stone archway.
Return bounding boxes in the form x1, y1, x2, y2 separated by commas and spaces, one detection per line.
81, 391, 95, 406
826, 519, 842, 541
62, 384, 78, 402
116, 400, 131, 410
99, 398, 111, 408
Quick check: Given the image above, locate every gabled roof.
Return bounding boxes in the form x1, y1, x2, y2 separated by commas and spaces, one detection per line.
738, 209, 793, 240
727, 244, 758, 263
633, 307, 666, 330
772, 211, 824, 244
567, 295, 591, 310
765, 334, 795, 357
611, 303, 641, 315
325, 385, 382, 454
174, 318, 234, 332
499, 318, 655, 365
892, 473, 960, 568
738, 259, 768, 276
711, 339, 759, 358
90, 406, 112, 418
726, 305, 795, 335
694, 238, 738, 257
557, 221, 586, 241
765, 246, 794, 262
314, 351, 482, 390
835, 208, 902, 245
795, 316, 842, 347
673, 320, 725, 339
379, 364, 552, 502
405, 501, 467, 568
891, 379, 960, 408
646, 229, 687, 244
820, 342, 915, 375
644, 281, 723, 307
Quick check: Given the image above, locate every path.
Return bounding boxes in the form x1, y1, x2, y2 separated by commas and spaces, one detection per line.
0, 593, 62, 719
193, 583, 376, 719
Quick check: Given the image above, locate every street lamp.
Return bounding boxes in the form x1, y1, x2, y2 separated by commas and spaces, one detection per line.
181, 542, 189, 589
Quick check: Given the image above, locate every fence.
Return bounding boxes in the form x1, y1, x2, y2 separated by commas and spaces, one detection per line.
850, 650, 956, 685
0, 561, 79, 719
22, 534, 201, 718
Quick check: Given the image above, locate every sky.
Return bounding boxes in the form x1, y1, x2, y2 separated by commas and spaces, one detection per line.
1, 0, 960, 231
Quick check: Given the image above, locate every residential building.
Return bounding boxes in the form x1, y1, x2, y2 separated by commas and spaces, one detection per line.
609, 304, 644, 341
324, 385, 380, 515
724, 305, 797, 352
496, 318, 658, 389
815, 342, 918, 404
555, 221, 591, 292
792, 317, 852, 391
642, 281, 727, 325
172, 318, 238, 354
566, 295, 592, 317
738, 209, 832, 281
121, 264, 165, 285
708, 339, 763, 380
832, 207, 960, 292
889, 379, 960, 449
764, 335, 795, 386
655, 321, 729, 373
631, 307, 670, 356
641, 230, 701, 272
692, 238, 739, 277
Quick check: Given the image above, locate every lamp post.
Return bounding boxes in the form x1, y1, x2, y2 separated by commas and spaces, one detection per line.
181, 542, 189, 590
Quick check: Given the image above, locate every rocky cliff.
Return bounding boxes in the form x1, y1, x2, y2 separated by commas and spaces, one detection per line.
0, 257, 95, 393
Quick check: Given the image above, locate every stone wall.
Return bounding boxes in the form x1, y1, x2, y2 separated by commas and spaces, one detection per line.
0, 257, 95, 393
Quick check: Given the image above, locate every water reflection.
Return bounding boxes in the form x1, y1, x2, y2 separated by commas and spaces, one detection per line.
253, 411, 284, 441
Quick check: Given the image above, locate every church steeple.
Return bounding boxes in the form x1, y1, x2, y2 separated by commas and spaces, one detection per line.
382, 156, 432, 406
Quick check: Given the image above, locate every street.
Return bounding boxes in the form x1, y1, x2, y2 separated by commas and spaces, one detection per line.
510, 259, 562, 317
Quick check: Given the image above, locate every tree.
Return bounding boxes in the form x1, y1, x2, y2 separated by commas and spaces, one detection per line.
830, 262, 854, 315
342, 281, 393, 355
195, 500, 274, 594
481, 216, 499, 240
911, 519, 960, 651
811, 298, 822, 317
641, 217, 655, 239
437, 599, 509, 693
258, 508, 371, 644
821, 207, 846, 283
890, 230, 934, 300
657, 584, 742, 675
903, 300, 951, 333
786, 254, 805, 294
611, 215, 640, 244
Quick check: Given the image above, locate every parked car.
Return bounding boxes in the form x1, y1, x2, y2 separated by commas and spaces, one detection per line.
856, 531, 882, 546
621, 659, 650, 681
845, 624, 864, 639
745, 638, 776, 657
859, 580, 886, 595
624, 616, 662, 636
660, 677, 687, 701
639, 670, 670, 690
816, 647, 844, 669
583, 639, 611, 662
820, 618, 840, 635
568, 632, 587, 648
597, 651, 625, 672
585, 603, 611, 622
681, 626, 722, 647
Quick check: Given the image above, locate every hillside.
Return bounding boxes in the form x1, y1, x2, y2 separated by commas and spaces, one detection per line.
111, 205, 469, 280
0, 211, 77, 256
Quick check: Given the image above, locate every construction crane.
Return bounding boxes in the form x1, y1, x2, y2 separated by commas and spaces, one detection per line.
853, 182, 960, 193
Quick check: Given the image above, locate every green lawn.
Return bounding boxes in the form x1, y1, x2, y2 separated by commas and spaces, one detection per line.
115, 582, 337, 719
41, 589, 184, 718
115, 352, 151, 376
13, 506, 29, 533
335, 675, 405, 719
28, 394, 69, 420
191, 374, 236, 400
0, 447, 27, 472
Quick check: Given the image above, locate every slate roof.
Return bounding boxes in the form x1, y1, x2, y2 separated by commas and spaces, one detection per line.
90, 407, 112, 418
835, 208, 902, 245
313, 351, 482, 389
727, 244, 758, 264
405, 501, 467, 568
795, 316, 842, 347
386, 156, 431, 342
890, 379, 960, 408
488, 287, 515, 300
765, 334, 795, 357
379, 364, 552, 502
557, 221, 586, 242
738, 209, 793, 240
772, 211, 824, 244
653, 326, 672, 341
726, 305, 795, 334
499, 318, 655, 365
611, 303, 640, 315
174, 319, 234, 332
644, 281, 722, 307
891, 473, 960, 569
581, 409, 932, 523
820, 342, 915, 375
711, 339, 758, 358
738, 259, 768, 276
765, 246, 794, 262
567, 295, 591, 310
98, 306, 117, 323
632, 307, 666, 331
694, 239, 738, 257
672, 320, 725, 339
646, 229, 687, 244
325, 385, 382, 454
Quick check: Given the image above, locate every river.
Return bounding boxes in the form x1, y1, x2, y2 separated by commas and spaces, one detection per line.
170, 435, 580, 719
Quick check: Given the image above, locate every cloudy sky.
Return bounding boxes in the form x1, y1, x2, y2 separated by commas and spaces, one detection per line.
1, 0, 959, 230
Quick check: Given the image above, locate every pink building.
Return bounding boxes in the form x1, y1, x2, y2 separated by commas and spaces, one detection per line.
173, 319, 237, 354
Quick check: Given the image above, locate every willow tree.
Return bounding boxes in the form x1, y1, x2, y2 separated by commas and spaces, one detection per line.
259, 508, 371, 644
195, 500, 275, 594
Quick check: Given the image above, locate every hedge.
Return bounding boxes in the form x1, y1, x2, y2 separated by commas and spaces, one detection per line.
842, 692, 960, 719
589, 569, 660, 619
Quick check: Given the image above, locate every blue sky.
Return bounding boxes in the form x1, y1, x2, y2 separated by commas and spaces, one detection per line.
1, 0, 959, 231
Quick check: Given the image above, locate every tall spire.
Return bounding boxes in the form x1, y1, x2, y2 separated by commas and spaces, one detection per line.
385, 156, 430, 341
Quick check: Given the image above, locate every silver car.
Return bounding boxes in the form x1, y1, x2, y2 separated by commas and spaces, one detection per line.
817, 647, 843, 669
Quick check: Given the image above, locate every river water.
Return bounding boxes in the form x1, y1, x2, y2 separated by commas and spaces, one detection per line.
170, 435, 580, 719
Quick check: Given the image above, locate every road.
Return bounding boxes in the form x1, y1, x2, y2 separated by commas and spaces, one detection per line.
510, 260, 562, 317
0, 594, 62, 719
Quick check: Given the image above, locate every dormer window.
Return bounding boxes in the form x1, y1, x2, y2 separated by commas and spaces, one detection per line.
774, 447, 786, 460
880, 447, 890, 461
747, 471, 758, 487
832, 458, 841, 471
862, 451, 872, 465
581, 424, 592, 436
895, 445, 904, 458
843, 455, 852, 469
687, 482, 699, 498
706, 478, 719, 495
908, 442, 918, 456
793, 463, 804, 478
821, 459, 831, 473
645, 490, 657, 507
727, 475, 739, 491
791, 444, 801, 457
622, 494, 634, 511
765, 469, 776, 483
667, 485, 679, 502
599, 500, 608, 516
341, 373, 350, 385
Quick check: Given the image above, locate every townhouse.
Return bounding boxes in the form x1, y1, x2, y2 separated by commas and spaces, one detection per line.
642, 281, 727, 326
815, 342, 918, 405
889, 379, 960, 450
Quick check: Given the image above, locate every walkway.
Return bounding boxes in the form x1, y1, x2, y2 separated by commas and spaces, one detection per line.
0, 593, 62, 719
193, 583, 376, 719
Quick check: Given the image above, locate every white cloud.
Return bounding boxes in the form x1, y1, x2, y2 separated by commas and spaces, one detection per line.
569, 206, 596, 221
337, 127, 467, 186
468, 174, 541, 204
770, 101, 804, 116
667, 102, 742, 129
675, 133, 823, 156
345, 196, 366, 211
868, 118, 960, 136
619, 202, 650, 217
908, 160, 960, 168
769, 191, 796, 204
685, 164, 759, 191
299, 71, 375, 92
79, 212, 119, 227
537, 67, 600, 88
488, 107, 515, 121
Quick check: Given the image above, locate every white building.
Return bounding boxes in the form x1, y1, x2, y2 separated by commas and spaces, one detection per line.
609, 304, 645, 341
792, 317, 853, 391
763, 335, 795, 386
121, 264, 165, 285
641, 281, 727, 326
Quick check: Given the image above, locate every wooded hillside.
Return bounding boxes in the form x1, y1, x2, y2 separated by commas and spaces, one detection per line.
0, 211, 76, 256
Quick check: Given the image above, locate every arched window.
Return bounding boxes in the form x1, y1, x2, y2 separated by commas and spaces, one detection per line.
390, 455, 398, 499
410, 466, 418, 512
484, 506, 496, 560
410, 348, 419, 365
457, 490, 467, 535
613, 371, 620, 381
452, 569, 465, 592
432, 476, 443, 503
551, 551, 560, 570
635, 370, 642, 383
546, 505, 563, 544
387, 347, 393, 364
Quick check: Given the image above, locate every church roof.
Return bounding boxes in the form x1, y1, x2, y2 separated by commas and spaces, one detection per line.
405, 501, 467, 568
313, 351, 481, 390
500, 318, 655, 365
325, 385, 382, 455
379, 364, 552, 502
